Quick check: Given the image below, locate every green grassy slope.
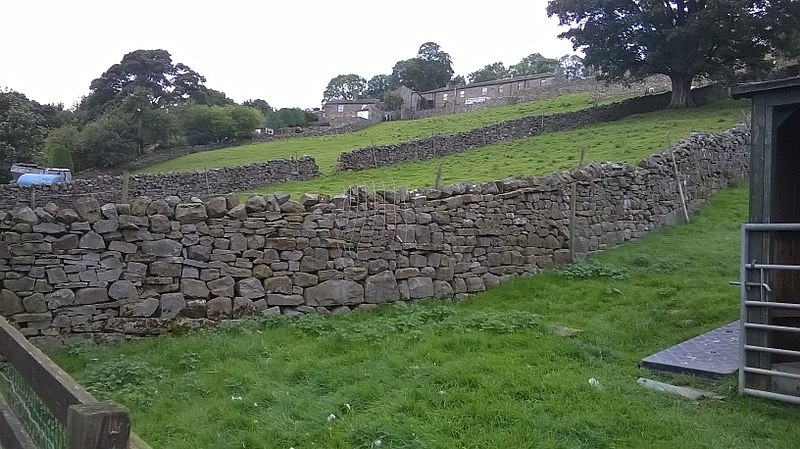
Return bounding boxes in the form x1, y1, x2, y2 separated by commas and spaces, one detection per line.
139, 93, 626, 174
54, 184, 800, 449
249, 98, 748, 198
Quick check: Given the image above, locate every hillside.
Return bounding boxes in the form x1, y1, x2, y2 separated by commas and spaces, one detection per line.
248, 98, 748, 198
138, 93, 626, 174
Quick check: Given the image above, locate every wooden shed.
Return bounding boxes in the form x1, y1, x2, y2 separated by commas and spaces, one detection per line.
731, 77, 800, 403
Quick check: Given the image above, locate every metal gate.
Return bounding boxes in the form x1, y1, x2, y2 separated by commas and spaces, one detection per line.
740, 223, 800, 404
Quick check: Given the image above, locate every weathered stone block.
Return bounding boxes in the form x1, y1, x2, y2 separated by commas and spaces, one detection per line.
433, 280, 454, 299
46, 267, 68, 284
175, 203, 207, 223
181, 279, 210, 299
79, 231, 105, 250
365, 271, 399, 304
74, 287, 109, 305
264, 276, 292, 294
4, 277, 34, 292
45, 289, 75, 309
160, 293, 186, 319
207, 276, 234, 297
304, 279, 364, 306
74, 197, 101, 222
22, 293, 47, 313
232, 297, 257, 318
0, 289, 23, 316
407, 276, 433, 299
293, 272, 318, 287
266, 294, 304, 306
237, 277, 266, 299
142, 239, 182, 257
299, 256, 326, 272
109, 280, 138, 300
206, 297, 232, 320
121, 297, 159, 318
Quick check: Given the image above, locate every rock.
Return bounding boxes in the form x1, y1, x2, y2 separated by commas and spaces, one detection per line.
266, 294, 304, 306
52, 234, 79, 250
109, 240, 137, 253
365, 271, 399, 304
330, 306, 351, 316
433, 280, 454, 299
150, 262, 181, 277
79, 231, 105, 250
74, 197, 101, 222
236, 277, 266, 299
465, 277, 486, 292
11, 206, 38, 224
280, 201, 305, 214
45, 289, 74, 308
181, 279, 210, 299
130, 197, 152, 216
147, 199, 172, 217
262, 306, 281, 317
224, 192, 239, 209
206, 297, 232, 320
141, 239, 182, 257
273, 191, 290, 205
175, 203, 207, 223
245, 195, 267, 213
4, 277, 34, 292
299, 193, 319, 206
207, 276, 235, 297
205, 196, 228, 218
253, 265, 273, 279
20, 293, 46, 313
293, 272, 318, 287
93, 219, 119, 234
232, 297, 256, 318
344, 267, 367, 281
304, 279, 364, 306
481, 273, 500, 288
149, 215, 171, 233
264, 276, 292, 294
56, 209, 81, 224
299, 256, 327, 272
101, 203, 118, 219
32, 222, 66, 235
122, 297, 160, 317
395, 267, 420, 280
74, 287, 109, 305
160, 293, 186, 319
227, 204, 247, 219
46, 267, 68, 284
0, 289, 24, 316
407, 277, 434, 299
109, 280, 138, 300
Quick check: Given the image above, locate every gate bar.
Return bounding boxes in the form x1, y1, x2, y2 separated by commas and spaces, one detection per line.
744, 301, 800, 309
744, 345, 800, 358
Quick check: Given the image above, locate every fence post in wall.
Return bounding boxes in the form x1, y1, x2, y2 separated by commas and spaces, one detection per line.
121, 170, 130, 204
67, 402, 131, 449
569, 148, 587, 262
30, 186, 36, 209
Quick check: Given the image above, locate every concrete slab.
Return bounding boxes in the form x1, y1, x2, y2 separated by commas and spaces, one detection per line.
640, 321, 739, 379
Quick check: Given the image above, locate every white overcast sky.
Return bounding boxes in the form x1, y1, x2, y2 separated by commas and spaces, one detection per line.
1, 1, 576, 110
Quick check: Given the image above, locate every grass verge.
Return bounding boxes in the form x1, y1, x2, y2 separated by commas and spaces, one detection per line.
248, 98, 748, 198
138, 93, 626, 174
53, 184, 800, 449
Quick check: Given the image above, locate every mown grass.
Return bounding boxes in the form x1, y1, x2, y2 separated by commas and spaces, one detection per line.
139, 93, 626, 174
54, 184, 800, 449
248, 98, 748, 198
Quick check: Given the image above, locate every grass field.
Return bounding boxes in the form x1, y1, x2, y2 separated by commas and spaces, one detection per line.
139, 93, 626, 174
54, 184, 800, 449
247, 98, 748, 198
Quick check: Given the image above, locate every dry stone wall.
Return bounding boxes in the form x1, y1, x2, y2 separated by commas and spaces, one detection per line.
0, 156, 319, 211
0, 125, 749, 347
337, 85, 725, 171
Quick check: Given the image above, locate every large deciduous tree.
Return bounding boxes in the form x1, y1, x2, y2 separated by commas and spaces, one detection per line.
0, 90, 53, 182
365, 75, 398, 101
547, 0, 800, 108
391, 42, 455, 92
509, 53, 558, 77
79, 49, 207, 120
322, 74, 367, 102
468, 62, 509, 83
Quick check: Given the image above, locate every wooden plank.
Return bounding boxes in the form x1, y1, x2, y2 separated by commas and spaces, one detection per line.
68, 402, 130, 449
731, 77, 800, 99
0, 316, 96, 424
0, 395, 38, 449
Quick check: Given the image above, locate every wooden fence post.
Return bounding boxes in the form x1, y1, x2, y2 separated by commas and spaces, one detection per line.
121, 170, 130, 204
68, 401, 131, 449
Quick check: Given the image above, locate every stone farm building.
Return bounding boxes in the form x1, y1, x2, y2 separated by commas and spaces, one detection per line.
421, 72, 556, 110
321, 99, 382, 126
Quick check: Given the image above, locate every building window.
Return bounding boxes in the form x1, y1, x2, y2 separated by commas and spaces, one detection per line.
499, 85, 504, 93
518, 81, 524, 89
443, 93, 448, 101
337, 104, 344, 113
481, 87, 488, 95
540, 79, 548, 86
460, 90, 465, 98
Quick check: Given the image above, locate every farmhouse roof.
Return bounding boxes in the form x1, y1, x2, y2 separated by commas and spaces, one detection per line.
421, 72, 555, 94
323, 98, 381, 105
731, 76, 800, 99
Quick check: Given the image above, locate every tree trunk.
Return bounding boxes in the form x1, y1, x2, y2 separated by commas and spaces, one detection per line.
668, 74, 695, 108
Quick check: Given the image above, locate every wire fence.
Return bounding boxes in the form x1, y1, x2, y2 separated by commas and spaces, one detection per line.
0, 361, 67, 449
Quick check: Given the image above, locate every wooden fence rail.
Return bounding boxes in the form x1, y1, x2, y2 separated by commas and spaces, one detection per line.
0, 316, 150, 449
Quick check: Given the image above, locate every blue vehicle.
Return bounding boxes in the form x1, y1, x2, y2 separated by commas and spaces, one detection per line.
16, 168, 72, 186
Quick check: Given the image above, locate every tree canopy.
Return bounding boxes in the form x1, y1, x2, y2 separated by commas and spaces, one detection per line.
391, 42, 454, 92
78, 49, 207, 120
323, 74, 367, 102
468, 62, 509, 83
509, 53, 558, 77
547, 0, 800, 107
